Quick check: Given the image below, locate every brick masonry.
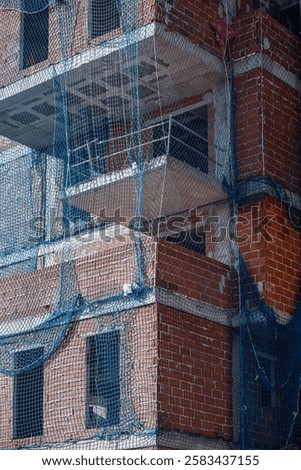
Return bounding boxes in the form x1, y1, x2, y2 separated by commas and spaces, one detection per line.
232, 8, 301, 76
156, 238, 236, 310
0, 0, 300, 450
238, 196, 301, 316
0, 305, 158, 448
158, 304, 233, 441
0, 300, 234, 448
235, 70, 300, 192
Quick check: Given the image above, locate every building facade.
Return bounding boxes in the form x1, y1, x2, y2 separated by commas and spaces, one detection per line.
0, 0, 300, 450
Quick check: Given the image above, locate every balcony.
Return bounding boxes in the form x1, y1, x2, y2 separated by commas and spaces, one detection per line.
0, 22, 223, 153
63, 117, 227, 224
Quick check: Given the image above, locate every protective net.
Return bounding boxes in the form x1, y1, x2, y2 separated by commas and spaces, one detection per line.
0, 0, 300, 450
239, 256, 301, 450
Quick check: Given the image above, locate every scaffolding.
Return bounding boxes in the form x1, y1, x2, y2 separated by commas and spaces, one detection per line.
0, 0, 300, 450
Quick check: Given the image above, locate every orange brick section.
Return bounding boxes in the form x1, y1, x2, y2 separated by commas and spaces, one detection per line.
238, 196, 301, 316
157, 305, 232, 441
156, 239, 236, 309
156, 0, 225, 57
0, 7, 65, 87
0, 234, 236, 325
238, 199, 267, 292
3, 2, 301, 89
235, 69, 263, 182
262, 72, 301, 194
235, 70, 300, 191
264, 197, 301, 315
0, 238, 157, 324
231, 9, 301, 76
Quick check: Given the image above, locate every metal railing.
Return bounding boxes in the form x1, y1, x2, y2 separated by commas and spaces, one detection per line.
66, 117, 210, 187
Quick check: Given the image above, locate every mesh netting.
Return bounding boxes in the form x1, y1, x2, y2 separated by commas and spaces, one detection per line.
0, 0, 300, 450
239, 256, 301, 449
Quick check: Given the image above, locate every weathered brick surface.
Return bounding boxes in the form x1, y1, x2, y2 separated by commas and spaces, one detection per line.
156, 238, 236, 310
238, 196, 301, 315
0, 233, 237, 324
235, 70, 300, 193
0, 305, 158, 448
156, 0, 224, 57
264, 197, 301, 315
231, 9, 301, 76
262, 73, 300, 193
0, 236, 157, 323
158, 305, 232, 440
238, 200, 267, 293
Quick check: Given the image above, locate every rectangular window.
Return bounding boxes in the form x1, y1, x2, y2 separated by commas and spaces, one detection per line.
86, 331, 120, 428
21, 0, 49, 69
284, 4, 300, 35
90, 0, 120, 39
13, 347, 44, 439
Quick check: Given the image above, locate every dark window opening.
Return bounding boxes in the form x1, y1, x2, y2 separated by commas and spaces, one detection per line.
153, 107, 208, 173
90, 0, 120, 40
13, 347, 44, 439
284, 5, 300, 35
86, 331, 120, 429
164, 227, 206, 256
21, 0, 49, 69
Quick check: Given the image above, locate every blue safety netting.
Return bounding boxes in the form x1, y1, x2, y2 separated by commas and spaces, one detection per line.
0, 0, 300, 450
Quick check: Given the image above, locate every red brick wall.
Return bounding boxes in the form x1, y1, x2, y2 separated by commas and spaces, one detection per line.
237, 0, 255, 15
232, 9, 301, 76
156, 239, 236, 310
0, 6, 66, 87
262, 72, 300, 194
264, 197, 301, 315
2, 2, 300, 87
235, 69, 263, 182
238, 196, 301, 315
231, 9, 262, 60
156, 0, 226, 57
0, 281, 236, 448
158, 305, 232, 440
233, 9, 301, 190
235, 69, 300, 191
238, 198, 267, 288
